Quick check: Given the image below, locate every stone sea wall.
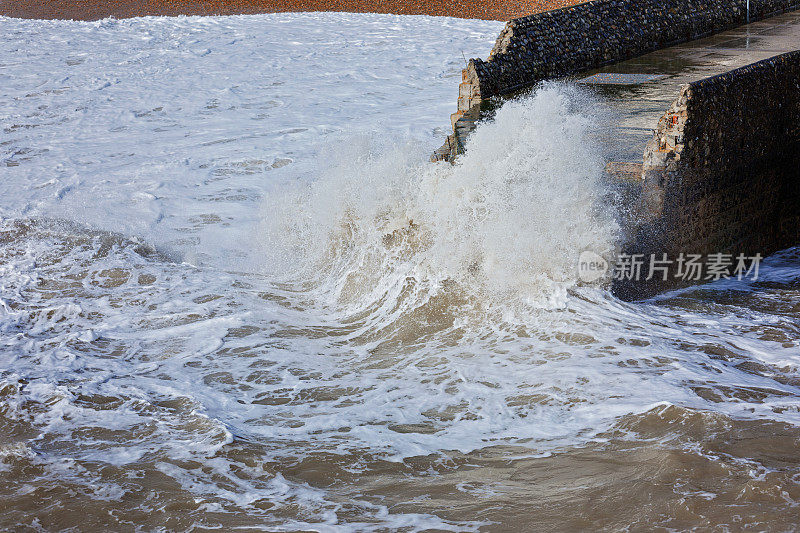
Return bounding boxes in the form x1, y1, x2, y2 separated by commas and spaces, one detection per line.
434, 0, 799, 162
616, 50, 800, 298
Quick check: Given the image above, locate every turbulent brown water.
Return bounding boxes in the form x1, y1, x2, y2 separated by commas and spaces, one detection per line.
2, 13, 799, 532
2, 217, 800, 531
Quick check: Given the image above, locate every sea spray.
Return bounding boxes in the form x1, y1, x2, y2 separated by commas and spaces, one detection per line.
259, 84, 620, 317
3, 15, 800, 530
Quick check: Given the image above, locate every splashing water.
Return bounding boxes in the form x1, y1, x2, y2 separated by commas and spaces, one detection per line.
259, 85, 619, 318
2, 13, 800, 532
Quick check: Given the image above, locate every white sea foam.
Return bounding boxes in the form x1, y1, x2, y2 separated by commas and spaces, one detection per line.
1, 12, 800, 530
259, 84, 619, 314
0, 12, 505, 270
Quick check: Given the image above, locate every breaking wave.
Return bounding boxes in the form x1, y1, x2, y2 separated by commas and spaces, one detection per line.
3, 15, 800, 528
259, 85, 619, 320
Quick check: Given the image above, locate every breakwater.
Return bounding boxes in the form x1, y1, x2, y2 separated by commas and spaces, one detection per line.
616, 50, 800, 298
434, 0, 800, 162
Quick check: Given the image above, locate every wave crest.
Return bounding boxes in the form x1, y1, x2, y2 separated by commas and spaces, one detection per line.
259, 84, 619, 319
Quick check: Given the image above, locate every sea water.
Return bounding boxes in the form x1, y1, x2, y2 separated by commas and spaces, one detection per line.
1, 12, 799, 531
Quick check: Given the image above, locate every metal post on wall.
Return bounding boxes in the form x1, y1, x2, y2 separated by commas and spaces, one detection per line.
747, 0, 750, 23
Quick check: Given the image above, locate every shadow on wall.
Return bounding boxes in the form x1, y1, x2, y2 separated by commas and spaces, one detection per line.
615, 50, 800, 299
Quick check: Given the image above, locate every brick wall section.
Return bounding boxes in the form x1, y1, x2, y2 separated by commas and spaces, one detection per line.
616, 50, 800, 298
433, 0, 799, 162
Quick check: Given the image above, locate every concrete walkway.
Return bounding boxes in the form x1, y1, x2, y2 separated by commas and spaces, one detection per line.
577, 9, 800, 163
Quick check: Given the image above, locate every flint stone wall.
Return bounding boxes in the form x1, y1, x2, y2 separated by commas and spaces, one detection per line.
434, 0, 799, 162
616, 49, 800, 299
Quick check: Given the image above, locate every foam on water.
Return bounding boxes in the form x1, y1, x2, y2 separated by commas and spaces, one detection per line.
1, 12, 800, 530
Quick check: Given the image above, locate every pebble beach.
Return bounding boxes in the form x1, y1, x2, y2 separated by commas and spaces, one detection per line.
2, 0, 585, 20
